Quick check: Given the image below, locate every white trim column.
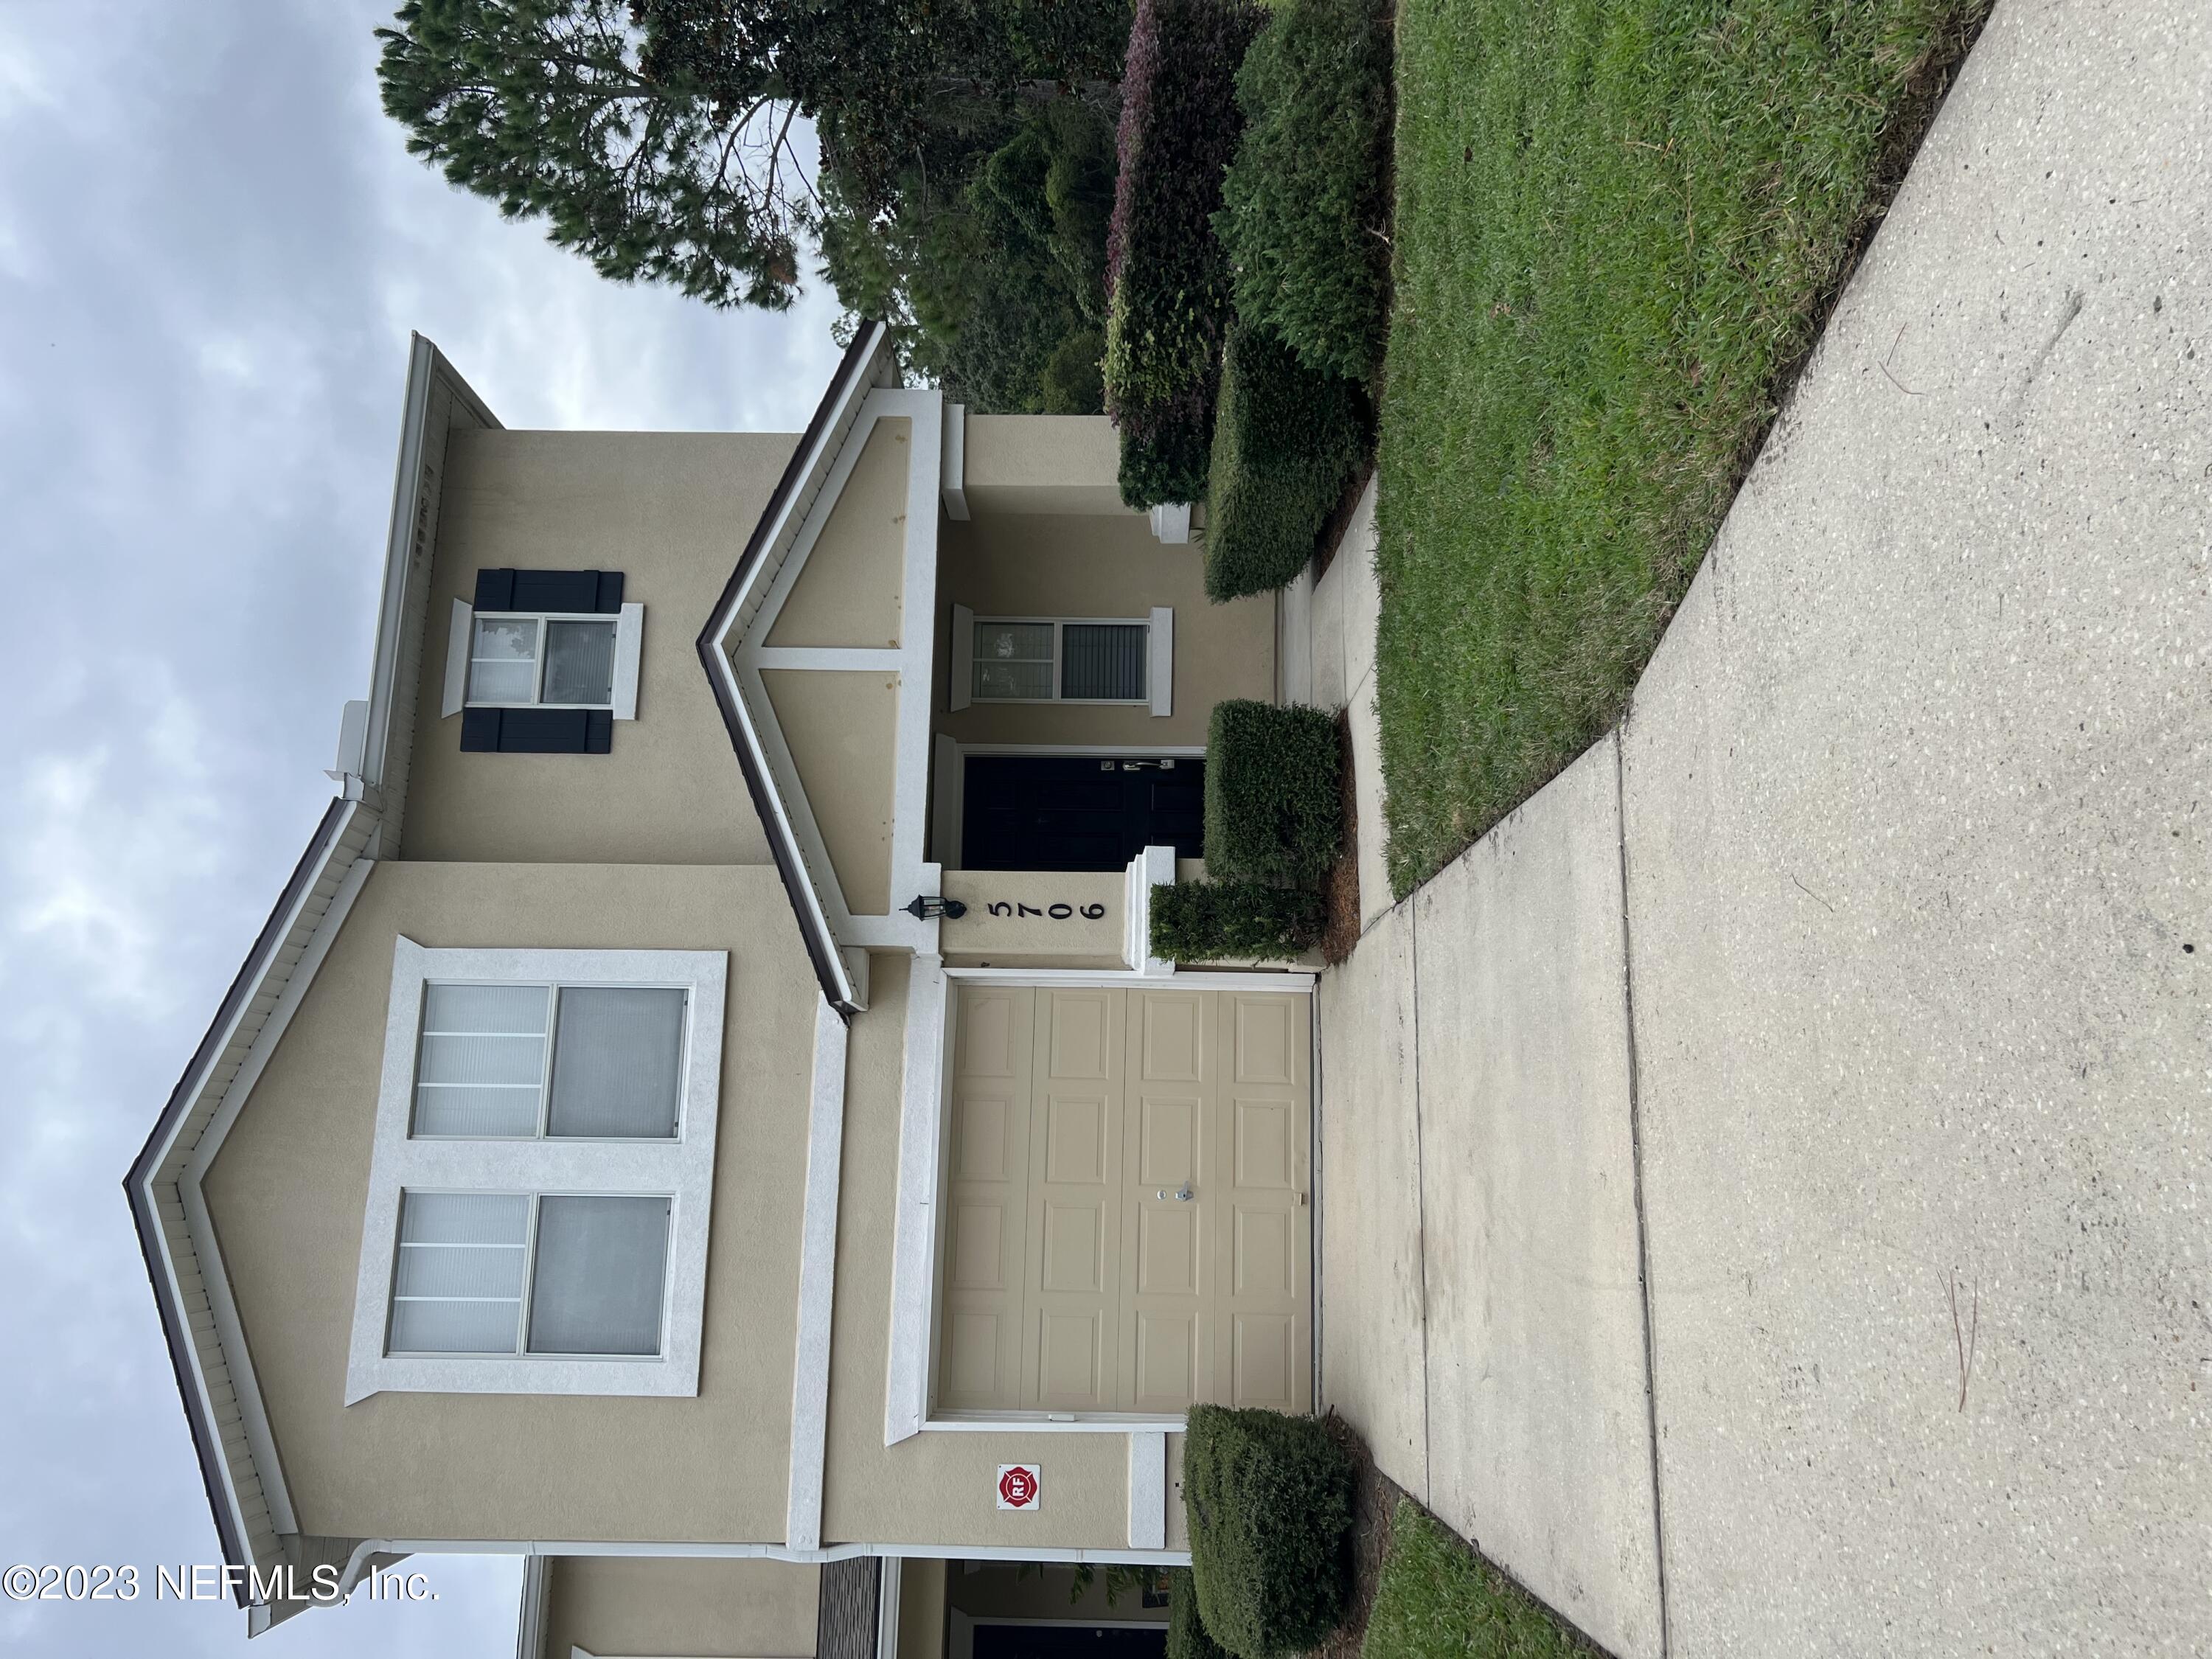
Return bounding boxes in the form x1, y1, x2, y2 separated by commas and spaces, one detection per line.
787, 995, 852, 1548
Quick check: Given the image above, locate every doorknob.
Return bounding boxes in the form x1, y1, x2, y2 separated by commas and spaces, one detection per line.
1155, 1185, 1192, 1202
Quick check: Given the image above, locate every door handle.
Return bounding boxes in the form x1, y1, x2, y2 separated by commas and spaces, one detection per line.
1155, 1185, 1193, 1202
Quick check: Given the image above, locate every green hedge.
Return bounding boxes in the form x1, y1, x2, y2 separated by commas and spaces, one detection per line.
1104, 0, 1267, 507
1217, 0, 1394, 381
1184, 1405, 1354, 1658
1152, 882, 1323, 962
1204, 700, 1343, 884
1167, 1568, 1232, 1659
1203, 324, 1368, 599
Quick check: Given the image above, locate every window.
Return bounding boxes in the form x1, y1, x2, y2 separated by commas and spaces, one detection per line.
411, 984, 685, 1139
389, 1191, 671, 1358
970, 618, 1145, 703
346, 941, 727, 1402
440, 568, 645, 754
950, 608, 1174, 714
467, 614, 620, 709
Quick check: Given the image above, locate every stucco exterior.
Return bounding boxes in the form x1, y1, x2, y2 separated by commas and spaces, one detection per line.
768, 417, 911, 649
543, 1556, 822, 1659
403, 430, 793, 867
202, 859, 815, 1543
934, 511, 1273, 751
762, 668, 901, 918
961, 415, 1127, 517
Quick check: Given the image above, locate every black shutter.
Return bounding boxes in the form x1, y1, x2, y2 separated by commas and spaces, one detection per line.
459, 708, 503, 752
473, 568, 623, 613
457, 709, 602, 754
510, 569, 602, 613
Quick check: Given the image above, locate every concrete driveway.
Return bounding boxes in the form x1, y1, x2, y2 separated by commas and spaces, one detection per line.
1312, 1, 2212, 1653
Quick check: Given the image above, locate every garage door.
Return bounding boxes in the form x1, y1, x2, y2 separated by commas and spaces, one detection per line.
936, 984, 1311, 1416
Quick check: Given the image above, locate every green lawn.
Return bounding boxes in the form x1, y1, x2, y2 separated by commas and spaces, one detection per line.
1374, 0, 1989, 893
1362, 1503, 1599, 1659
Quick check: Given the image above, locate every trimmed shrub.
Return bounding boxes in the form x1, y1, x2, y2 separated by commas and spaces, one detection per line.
1183, 1404, 1355, 1658
1217, 0, 1394, 380
1203, 324, 1368, 599
1204, 700, 1343, 884
1105, 0, 1268, 507
1167, 1568, 1232, 1659
1042, 327, 1107, 414
1152, 881, 1324, 962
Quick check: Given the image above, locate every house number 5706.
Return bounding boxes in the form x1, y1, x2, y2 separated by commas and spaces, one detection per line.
984, 902, 1107, 919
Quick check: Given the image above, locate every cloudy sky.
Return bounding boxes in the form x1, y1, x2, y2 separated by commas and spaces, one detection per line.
0, 1, 844, 1652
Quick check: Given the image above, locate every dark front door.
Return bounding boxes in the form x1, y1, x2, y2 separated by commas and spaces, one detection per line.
973, 1626, 1167, 1659
961, 755, 1205, 872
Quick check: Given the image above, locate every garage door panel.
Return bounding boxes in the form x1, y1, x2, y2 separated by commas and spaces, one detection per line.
952, 1201, 1010, 1290
1037, 1309, 1107, 1407
955, 1092, 1012, 1180
1141, 994, 1203, 1082
1043, 1092, 1111, 1184
1137, 1203, 1200, 1296
1232, 1313, 1296, 1409
1233, 1206, 1293, 1297
1041, 1200, 1107, 1294
1133, 1309, 1199, 1408
1046, 990, 1116, 1079
1233, 1098, 1295, 1188
1233, 996, 1294, 1085
961, 992, 1022, 1079
1137, 1095, 1200, 1187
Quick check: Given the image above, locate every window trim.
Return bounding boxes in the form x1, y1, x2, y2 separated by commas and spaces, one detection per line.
949, 607, 1172, 716
442, 599, 645, 721
344, 938, 727, 1402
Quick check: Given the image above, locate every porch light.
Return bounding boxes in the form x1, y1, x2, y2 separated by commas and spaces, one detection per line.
903, 894, 968, 921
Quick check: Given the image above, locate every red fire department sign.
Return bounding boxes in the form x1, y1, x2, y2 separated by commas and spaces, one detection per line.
996, 1464, 1042, 1511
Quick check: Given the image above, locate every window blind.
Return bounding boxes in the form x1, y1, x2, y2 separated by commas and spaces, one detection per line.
1062, 623, 1147, 700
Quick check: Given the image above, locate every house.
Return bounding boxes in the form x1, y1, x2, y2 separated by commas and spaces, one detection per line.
125, 324, 1318, 1652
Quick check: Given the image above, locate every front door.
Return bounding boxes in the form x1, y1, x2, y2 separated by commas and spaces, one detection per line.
960, 756, 1205, 871
937, 984, 1312, 1416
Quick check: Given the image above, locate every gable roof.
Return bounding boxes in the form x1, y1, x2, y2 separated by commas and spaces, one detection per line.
122, 335, 495, 1619
696, 320, 899, 1016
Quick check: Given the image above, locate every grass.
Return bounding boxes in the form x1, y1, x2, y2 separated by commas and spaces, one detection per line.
1375, 0, 1990, 893
1361, 1502, 1600, 1659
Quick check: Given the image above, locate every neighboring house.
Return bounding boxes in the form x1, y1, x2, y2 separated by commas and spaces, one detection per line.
125, 324, 1317, 1654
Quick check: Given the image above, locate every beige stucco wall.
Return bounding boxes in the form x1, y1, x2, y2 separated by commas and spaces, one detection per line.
762, 669, 900, 917
768, 417, 910, 648
961, 416, 1127, 517
940, 870, 1124, 966
202, 859, 816, 1543
934, 513, 1273, 751
404, 429, 796, 866
544, 1556, 821, 1659
822, 956, 1134, 1549
899, 1557, 950, 1659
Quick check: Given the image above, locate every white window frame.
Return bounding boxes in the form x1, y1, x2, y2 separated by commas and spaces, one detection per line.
442, 599, 645, 720
950, 607, 1173, 716
344, 938, 727, 1403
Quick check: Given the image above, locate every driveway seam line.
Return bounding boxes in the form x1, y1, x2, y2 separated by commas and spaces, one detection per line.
1614, 725, 1672, 1659
1410, 886, 1433, 1501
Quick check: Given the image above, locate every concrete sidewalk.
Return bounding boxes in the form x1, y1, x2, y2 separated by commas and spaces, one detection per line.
1314, 0, 2212, 1652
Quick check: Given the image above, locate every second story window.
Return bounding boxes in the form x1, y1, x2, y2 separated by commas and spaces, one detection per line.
441, 568, 644, 753
467, 614, 619, 709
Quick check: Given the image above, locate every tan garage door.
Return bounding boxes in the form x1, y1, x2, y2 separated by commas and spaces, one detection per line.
937, 984, 1311, 1416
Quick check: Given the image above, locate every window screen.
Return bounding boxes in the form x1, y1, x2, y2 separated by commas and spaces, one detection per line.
411, 983, 684, 1140
973, 621, 1055, 700
386, 1191, 672, 1357
388, 1192, 530, 1354
467, 616, 618, 707
547, 988, 685, 1138
525, 1195, 672, 1356
971, 619, 1149, 702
